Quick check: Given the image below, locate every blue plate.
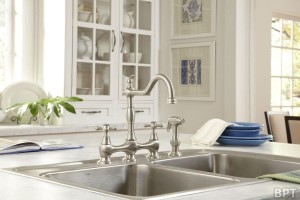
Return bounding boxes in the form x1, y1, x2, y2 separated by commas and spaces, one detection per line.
226, 122, 261, 130
219, 134, 272, 140
222, 129, 260, 137
216, 137, 270, 146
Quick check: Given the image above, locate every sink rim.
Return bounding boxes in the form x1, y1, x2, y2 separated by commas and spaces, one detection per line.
3, 149, 298, 199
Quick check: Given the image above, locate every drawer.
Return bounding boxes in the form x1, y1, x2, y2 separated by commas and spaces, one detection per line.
118, 104, 154, 123
63, 104, 113, 125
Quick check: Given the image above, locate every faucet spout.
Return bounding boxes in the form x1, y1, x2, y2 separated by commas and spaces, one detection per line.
123, 74, 177, 104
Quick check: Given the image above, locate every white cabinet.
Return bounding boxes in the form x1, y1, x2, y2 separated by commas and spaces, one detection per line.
63, 0, 158, 125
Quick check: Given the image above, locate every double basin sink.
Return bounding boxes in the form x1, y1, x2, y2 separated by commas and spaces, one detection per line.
4, 149, 300, 199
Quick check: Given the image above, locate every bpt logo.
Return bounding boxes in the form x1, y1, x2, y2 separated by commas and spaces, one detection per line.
274, 188, 297, 198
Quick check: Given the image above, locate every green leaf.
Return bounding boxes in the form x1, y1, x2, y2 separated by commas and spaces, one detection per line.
64, 96, 83, 102
59, 102, 76, 114
28, 102, 39, 116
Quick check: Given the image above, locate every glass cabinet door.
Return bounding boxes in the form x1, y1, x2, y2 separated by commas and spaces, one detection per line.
74, 0, 114, 98
121, 0, 153, 94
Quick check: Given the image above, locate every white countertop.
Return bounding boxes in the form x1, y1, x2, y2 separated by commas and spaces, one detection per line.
0, 129, 300, 200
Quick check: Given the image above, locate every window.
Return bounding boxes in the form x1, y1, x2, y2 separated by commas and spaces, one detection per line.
0, 0, 37, 92
271, 14, 300, 115
0, 0, 12, 91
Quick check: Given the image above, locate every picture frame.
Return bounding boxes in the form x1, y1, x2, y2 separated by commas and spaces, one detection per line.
171, 0, 216, 39
170, 42, 215, 101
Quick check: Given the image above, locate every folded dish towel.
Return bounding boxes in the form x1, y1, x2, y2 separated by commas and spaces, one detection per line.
257, 170, 300, 184
191, 118, 233, 146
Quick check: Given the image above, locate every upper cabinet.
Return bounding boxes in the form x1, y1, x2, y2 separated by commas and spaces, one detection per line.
64, 0, 157, 124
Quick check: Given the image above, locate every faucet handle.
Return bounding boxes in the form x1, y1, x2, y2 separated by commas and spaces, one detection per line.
167, 116, 185, 132
144, 121, 163, 129
96, 124, 117, 135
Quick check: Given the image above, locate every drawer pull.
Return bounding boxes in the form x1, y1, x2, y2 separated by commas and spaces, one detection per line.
135, 110, 144, 113
81, 111, 102, 114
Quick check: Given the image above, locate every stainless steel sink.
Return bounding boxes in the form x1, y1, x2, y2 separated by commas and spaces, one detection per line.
153, 151, 300, 178
4, 149, 300, 199
42, 164, 240, 197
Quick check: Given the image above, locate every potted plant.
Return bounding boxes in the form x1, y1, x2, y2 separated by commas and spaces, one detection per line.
5, 96, 83, 125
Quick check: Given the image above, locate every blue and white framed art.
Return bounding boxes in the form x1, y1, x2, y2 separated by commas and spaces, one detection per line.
171, 0, 216, 39
170, 42, 215, 101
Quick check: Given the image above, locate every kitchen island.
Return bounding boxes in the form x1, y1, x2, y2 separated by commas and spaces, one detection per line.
0, 129, 299, 200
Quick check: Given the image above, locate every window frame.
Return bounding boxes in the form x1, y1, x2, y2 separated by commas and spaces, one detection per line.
271, 13, 300, 115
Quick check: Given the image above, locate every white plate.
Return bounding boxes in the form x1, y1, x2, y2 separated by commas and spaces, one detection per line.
2, 81, 47, 123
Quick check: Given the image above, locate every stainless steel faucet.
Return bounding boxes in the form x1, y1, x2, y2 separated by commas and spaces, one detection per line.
167, 116, 185, 157
98, 74, 176, 164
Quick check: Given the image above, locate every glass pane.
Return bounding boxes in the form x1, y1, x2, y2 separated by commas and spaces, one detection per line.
78, 0, 94, 23
293, 50, 300, 77
123, 0, 137, 29
77, 27, 93, 60
138, 34, 151, 64
293, 107, 300, 116
96, 30, 111, 61
0, 0, 7, 88
139, 0, 151, 30
122, 33, 136, 63
271, 47, 281, 76
271, 107, 281, 112
76, 63, 93, 95
271, 17, 281, 46
123, 65, 136, 90
95, 64, 110, 95
293, 78, 300, 106
282, 19, 293, 48
96, 0, 111, 25
282, 107, 292, 114
138, 66, 150, 90
293, 21, 300, 49
282, 78, 292, 106
282, 49, 292, 77
271, 77, 281, 106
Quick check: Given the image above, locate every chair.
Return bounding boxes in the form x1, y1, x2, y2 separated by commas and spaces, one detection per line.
284, 116, 300, 144
264, 111, 289, 143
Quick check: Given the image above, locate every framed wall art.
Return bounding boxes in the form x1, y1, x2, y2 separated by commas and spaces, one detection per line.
171, 0, 216, 39
170, 42, 215, 101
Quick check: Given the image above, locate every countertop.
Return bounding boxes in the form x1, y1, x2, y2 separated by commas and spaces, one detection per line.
0, 129, 300, 200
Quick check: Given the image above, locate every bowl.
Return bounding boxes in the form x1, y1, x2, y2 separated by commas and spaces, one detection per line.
95, 88, 103, 95
78, 11, 93, 22
226, 122, 261, 130
76, 88, 91, 95
221, 129, 260, 137
78, 12, 103, 24
123, 53, 142, 63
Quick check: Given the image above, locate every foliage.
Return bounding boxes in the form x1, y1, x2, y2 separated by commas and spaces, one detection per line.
5, 96, 83, 122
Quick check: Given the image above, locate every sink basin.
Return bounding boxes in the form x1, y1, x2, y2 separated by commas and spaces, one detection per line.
5, 149, 300, 199
154, 152, 300, 178
42, 164, 240, 198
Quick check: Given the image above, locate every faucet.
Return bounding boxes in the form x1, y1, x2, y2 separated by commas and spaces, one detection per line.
98, 74, 176, 164
167, 116, 185, 157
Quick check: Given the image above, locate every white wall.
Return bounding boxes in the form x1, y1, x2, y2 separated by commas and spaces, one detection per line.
159, 0, 251, 133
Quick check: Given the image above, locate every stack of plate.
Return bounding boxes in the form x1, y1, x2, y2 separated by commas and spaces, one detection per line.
217, 122, 273, 146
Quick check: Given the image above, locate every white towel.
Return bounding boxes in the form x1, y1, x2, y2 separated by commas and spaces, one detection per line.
191, 119, 233, 146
